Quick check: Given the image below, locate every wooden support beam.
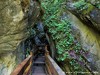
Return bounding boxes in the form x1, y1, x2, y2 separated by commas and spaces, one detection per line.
45, 45, 66, 75
10, 52, 33, 75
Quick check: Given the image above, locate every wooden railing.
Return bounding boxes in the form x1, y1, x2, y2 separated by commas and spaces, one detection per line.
10, 52, 33, 75
11, 46, 66, 75
45, 46, 66, 75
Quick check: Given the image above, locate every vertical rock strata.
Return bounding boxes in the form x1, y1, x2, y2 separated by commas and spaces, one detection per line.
0, 0, 27, 75
0, 0, 40, 75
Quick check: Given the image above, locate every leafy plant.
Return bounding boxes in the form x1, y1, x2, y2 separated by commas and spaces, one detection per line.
96, 3, 100, 9
73, 0, 88, 11
40, 0, 88, 72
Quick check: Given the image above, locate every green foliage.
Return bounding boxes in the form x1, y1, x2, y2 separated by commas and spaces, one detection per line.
41, 0, 82, 60
73, 0, 87, 10
69, 59, 85, 72
42, 0, 68, 60
40, 0, 86, 72
73, 0, 93, 14
96, 3, 100, 9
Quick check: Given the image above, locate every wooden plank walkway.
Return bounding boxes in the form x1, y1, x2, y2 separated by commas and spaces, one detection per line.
10, 46, 66, 75
32, 53, 47, 75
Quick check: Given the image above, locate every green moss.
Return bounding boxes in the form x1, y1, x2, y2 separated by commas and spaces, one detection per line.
73, 0, 87, 10
40, 0, 87, 72
41, 0, 82, 61
73, 0, 94, 14
96, 3, 100, 9
83, 3, 94, 14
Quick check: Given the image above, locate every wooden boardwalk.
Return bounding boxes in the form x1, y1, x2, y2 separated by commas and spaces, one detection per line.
32, 53, 47, 75
10, 46, 66, 75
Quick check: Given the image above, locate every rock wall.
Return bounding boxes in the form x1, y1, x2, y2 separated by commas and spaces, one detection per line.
67, 0, 100, 32
47, 0, 100, 73
0, 0, 40, 75
67, 11, 100, 72
0, 0, 28, 74
40, 0, 100, 73
0, 0, 26, 53
66, 0, 100, 73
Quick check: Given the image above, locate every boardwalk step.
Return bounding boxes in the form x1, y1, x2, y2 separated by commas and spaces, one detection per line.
32, 53, 46, 75
33, 62, 45, 65
32, 73, 46, 75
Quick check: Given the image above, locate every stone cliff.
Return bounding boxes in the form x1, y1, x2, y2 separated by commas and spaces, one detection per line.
0, 0, 40, 75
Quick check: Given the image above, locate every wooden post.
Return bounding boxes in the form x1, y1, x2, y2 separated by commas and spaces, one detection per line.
10, 55, 32, 75
30, 51, 32, 55
45, 45, 49, 56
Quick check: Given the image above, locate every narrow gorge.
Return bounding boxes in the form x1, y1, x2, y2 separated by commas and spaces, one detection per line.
0, 0, 100, 75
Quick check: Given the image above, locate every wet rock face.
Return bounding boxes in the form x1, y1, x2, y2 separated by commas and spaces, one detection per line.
0, 0, 40, 75
86, 0, 100, 6
66, 0, 100, 72
67, 0, 100, 32
0, 0, 41, 54
90, 9, 100, 24
0, 0, 28, 75
0, 53, 16, 75
67, 10, 100, 72
89, 8, 100, 31
0, 0, 27, 53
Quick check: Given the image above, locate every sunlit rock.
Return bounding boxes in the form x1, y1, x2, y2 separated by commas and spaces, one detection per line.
0, 0, 40, 75
67, 0, 100, 32
67, 11, 100, 72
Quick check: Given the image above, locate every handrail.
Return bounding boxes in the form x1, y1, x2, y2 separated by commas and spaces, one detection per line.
11, 46, 66, 75
45, 46, 66, 75
10, 52, 33, 75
